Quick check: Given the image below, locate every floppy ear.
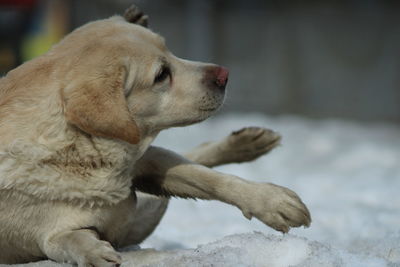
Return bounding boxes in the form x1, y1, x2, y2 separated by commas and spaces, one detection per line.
123, 4, 149, 27
62, 68, 140, 144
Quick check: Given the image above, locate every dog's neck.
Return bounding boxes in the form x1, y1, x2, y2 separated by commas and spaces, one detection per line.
66, 129, 158, 170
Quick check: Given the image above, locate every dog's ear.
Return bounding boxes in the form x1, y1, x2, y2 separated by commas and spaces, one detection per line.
62, 68, 140, 144
123, 4, 149, 27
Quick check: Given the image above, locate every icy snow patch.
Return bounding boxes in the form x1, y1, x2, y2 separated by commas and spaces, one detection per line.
120, 232, 388, 267
1, 233, 389, 267
2, 114, 400, 266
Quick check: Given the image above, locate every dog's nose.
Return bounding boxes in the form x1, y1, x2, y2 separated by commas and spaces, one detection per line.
215, 66, 229, 89
203, 65, 229, 91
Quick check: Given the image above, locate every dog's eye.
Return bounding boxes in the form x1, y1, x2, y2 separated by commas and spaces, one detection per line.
154, 65, 171, 84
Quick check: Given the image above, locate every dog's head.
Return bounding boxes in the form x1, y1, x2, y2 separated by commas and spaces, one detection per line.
60, 5, 228, 145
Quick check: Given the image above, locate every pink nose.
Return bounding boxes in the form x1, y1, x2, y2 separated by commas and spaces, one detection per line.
215, 66, 229, 88
202, 65, 229, 92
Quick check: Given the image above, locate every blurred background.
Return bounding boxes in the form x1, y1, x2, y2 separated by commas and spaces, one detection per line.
0, 0, 399, 122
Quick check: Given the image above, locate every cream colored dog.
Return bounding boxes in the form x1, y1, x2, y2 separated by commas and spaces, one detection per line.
0, 5, 311, 267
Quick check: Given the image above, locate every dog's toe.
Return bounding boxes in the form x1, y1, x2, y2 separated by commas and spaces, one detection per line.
220, 127, 281, 163
240, 183, 311, 233
79, 241, 122, 267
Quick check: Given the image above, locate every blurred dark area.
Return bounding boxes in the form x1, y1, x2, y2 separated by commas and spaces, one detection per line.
1, 0, 399, 122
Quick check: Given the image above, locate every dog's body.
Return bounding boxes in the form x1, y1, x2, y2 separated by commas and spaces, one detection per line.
0, 6, 310, 266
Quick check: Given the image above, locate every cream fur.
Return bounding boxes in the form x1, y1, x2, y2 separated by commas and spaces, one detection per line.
0, 5, 311, 266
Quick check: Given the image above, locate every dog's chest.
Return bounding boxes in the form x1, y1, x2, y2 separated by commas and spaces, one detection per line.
0, 146, 132, 207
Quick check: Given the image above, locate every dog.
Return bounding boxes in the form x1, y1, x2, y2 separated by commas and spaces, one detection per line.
0, 5, 311, 266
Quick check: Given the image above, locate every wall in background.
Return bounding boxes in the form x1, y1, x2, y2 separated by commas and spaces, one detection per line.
2, 0, 399, 122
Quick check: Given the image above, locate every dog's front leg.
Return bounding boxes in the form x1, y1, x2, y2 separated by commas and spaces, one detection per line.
43, 229, 121, 267
184, 127, 281, 167
134, 146, 311, 233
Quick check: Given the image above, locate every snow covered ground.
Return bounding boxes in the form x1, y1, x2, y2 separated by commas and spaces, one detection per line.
2, 114, 400, 266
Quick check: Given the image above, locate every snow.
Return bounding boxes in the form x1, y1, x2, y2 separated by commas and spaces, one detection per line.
2, 114, 400, 266
125, 233, 388, 267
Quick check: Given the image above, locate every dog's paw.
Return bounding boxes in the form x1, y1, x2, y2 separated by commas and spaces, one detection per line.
78, 240, 122, 267
123, 4, 148, 27
240, 183, 311, 233
219, 127, 281, 164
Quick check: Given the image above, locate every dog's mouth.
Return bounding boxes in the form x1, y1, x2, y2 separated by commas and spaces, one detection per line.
196, 106, 221, 122
199, 107, 219, 112
174, 107, 220, 127
199, 101, 225, 114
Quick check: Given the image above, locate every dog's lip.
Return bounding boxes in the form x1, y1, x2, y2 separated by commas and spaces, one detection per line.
199, 107, 219, 112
